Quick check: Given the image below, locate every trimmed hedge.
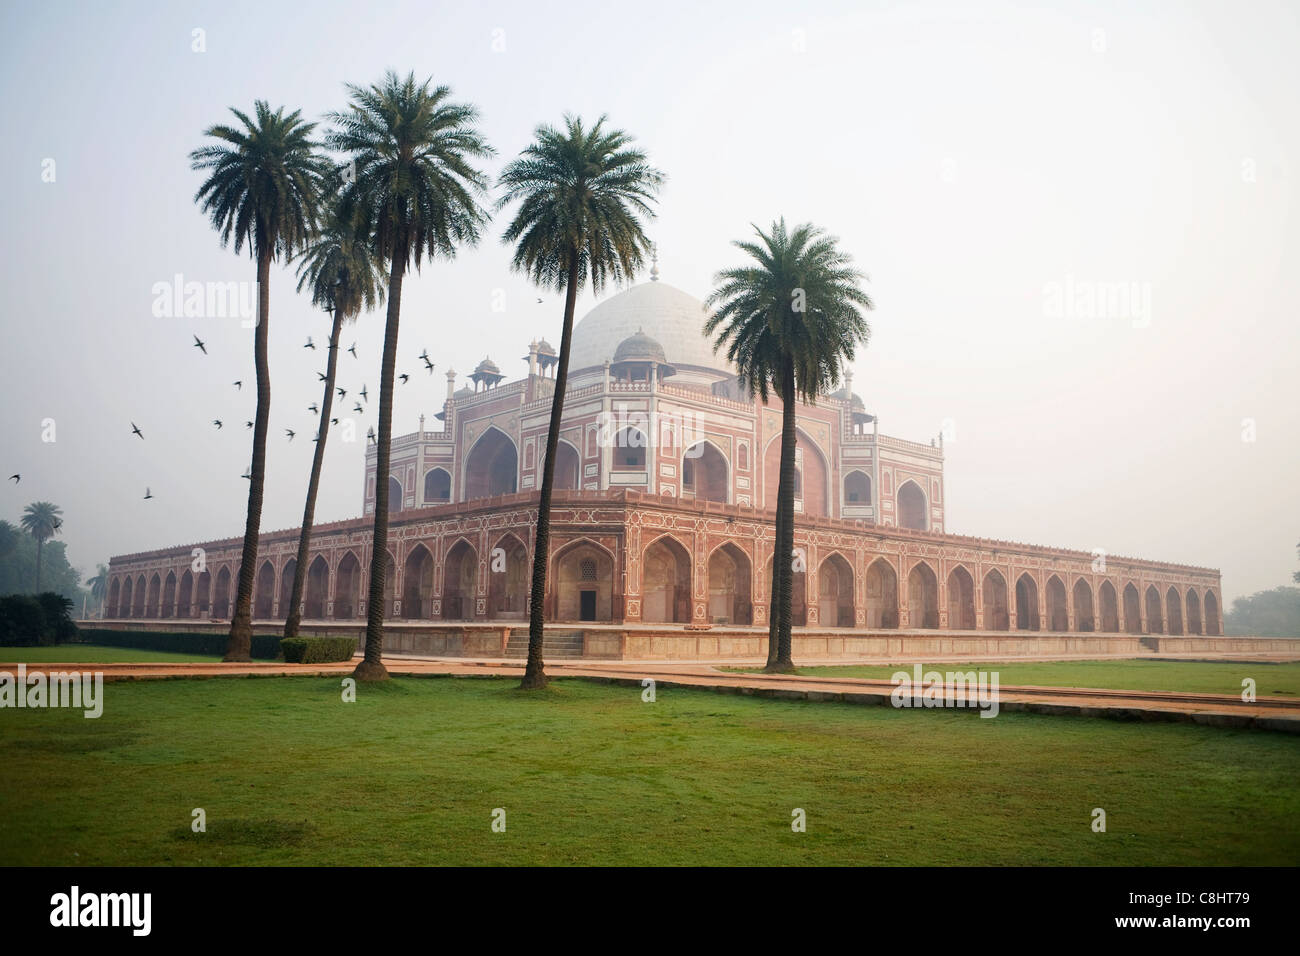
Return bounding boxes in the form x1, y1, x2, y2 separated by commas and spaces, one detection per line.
281, 636, 357, 664
78, 628, 283, 659
0, 593, 79, 646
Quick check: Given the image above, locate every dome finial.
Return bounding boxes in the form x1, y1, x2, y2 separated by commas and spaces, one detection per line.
650, 242, 660, 281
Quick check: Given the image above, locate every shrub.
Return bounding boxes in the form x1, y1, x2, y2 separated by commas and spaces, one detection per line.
36, 593, 79, 644
280, 636, 357, 664
0, 595, 48, 646
77, 628, 283, 659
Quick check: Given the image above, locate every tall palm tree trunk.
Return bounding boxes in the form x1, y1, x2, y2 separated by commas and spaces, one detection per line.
284, 305, 343, 639
768, 353, 798, 673
356, 245, 406, 681
34, 540, 43, 593
522, 256, 581, 689
226, 249, 273, 662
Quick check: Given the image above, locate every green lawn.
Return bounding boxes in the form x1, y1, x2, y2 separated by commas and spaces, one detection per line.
1, 675, 1297, 866
730, 660, 1300, 697
0, 644, 221, 664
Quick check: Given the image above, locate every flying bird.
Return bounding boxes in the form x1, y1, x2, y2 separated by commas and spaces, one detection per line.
242, 467, 251, 480
367, 427, 376, 444
399, 373, 409, 385
245, 421, 254, 429
212, 419, 223, 429
348, 342, 357, 358
192, 335, 206, 354
423, 358, 435, 373
317, 372, 327, 382
352, 403, 363, 413
131, 422, 143, 439
7, 474, 18, 483
143, 487, 153, 499
285, 429, 296, 442
360, 385, 368, 402
330, 417, 339, 425
419, 349, 430, 363
308, 403, 319, 414
304, 337, 315, 350
536, 297, 543, 304
233, 381, 242, 390
336, 387, 346, 399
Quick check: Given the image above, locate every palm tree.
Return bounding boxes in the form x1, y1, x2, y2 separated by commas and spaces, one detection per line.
283, 193, 384, 639
20, 502, 63, 592
87, 563, 110, 617
705, 219, 872, 672
498, 114, 664, 689
190, 101, 329, 661
327, 71, 494, 681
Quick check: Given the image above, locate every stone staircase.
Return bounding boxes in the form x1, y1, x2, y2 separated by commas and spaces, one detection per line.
504, 630, 586, 659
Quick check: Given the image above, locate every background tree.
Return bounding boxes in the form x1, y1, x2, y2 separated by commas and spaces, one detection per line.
327, 71, 493, 681
19, 502, 63, 593
190, 101, 329, 661
498, 114, 663, 689
283, 191, 384, 639
705, 219, 872, 672
86, 563, 110, 617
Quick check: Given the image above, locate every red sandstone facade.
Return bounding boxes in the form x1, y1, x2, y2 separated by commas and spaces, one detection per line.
104, 280, 1223, 641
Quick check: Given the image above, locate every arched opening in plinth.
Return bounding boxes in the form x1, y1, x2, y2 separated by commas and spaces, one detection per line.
131, 575, 146, 617
818, 552, 855, 627
946, 565, 975, 630
1099, 580, 1119, 632
706, 543, 751, 625
1123, 583, 1141, 633
1165, 586, 1183, 635
334, 552, 361, 620
1045, 575, 1068, 632
143, 573, 160, 618
907, 561, 939, 629
279, 559, 297, 620
642, 536, 692, 623
1144, 585, 1164, 634
118, 576, 132, 618
488, 533, 529, 619
213, 567, 231, 618
305, 556, 328, 619
683, 441, 729, 504
766, 551, 809, 626
443, 540, 478, 621
865, 558, 899, 628
1015, 573, 1039, 631
253, 561, 275, 619
178, 570, 193, 619
107, 577, 122, 618
161, 571, 176, 619
1073, 578, 1095, 632
464, 427, 518, 499
897, 480, 928, 531
402, 544, 434, 619
554, 541, 614, 622
1205, 591, 1220, 635
1186, 589, 1202, 635
982, 569, 1009, 630
196, 569, 211, 616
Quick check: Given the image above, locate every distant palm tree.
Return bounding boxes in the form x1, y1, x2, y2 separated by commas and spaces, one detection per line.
190, 101, 329, 661
87, 563, 110, 617
498, 114, 664, 689
283, 193, 384, 639
20, 502, 63, 592
327, 71, 494, 681
0, 521, 16, 560
705, 219, 872, 672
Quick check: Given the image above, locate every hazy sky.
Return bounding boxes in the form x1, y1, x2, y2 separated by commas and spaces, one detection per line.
2, 0, 1297, 602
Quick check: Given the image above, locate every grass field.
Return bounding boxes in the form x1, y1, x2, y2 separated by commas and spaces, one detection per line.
1, 675, 1297, 866
0, 645, 221, 664
730, 660, 1300, 697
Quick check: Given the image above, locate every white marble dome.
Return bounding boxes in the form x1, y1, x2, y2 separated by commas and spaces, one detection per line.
568, 280, 729, 372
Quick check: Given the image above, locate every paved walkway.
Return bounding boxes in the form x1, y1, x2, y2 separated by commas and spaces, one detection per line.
6, 653, 1298, 733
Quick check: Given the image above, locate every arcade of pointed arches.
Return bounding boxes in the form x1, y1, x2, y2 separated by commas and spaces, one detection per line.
105, 536, 1222, 636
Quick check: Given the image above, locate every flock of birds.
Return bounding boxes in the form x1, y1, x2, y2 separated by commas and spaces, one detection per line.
120, 333, 438, 501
